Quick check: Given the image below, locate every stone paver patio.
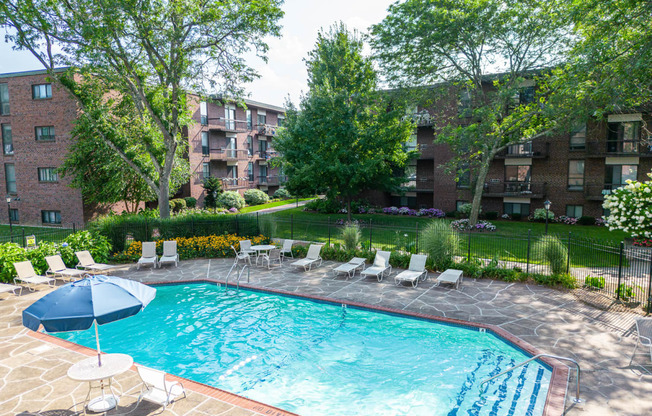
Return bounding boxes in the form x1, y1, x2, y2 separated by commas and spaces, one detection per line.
1, 257, 651, 416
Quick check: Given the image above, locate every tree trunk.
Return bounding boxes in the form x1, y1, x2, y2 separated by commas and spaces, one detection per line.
469, 157, 492, 225
159, 176, 170, 218
346, 196, 352, 223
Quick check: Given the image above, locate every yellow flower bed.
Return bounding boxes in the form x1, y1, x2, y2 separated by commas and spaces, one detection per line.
117, 234, 270, 261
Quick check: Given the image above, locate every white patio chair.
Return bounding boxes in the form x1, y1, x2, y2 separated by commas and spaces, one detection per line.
137, 242, 158, 270
333, 257, 366, 280
136, 365, 186, 414
232, 246, 252, 266
394, 254, 428, 288
13, 260, 56, 291
75, 250, 114, 274
280, 239, 294, 260
630, 317, 652, 365
361, 251, 392, 282
0, 282, 22, 297
239, 240, 256, 258
436, 269, 464, 289
45, 255, 86, 281
159, 241, 179, 268
291, 244, 323, 271
262, 248, 282, 270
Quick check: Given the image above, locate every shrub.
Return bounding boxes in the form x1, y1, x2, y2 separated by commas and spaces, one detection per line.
64, 230, 112, 264
217, 191, 245, 210
445, 211, 457, 218
202, 177, 223, 209
615, 283, 641, 301
532, 208, 555, 222
304, 198, 342, 214
341, 223, 362, 251
184, 197, 197, 208
577, 216, 595, 226
485, 211, 499, 220
0, 242, 28, 282
584, 275, 605, 289
458, 203, 481, 218
531, 273, 576, 289
457, 260, 482, 279
533, 235, 568, 275
273, 188, 292, 199
420, 220, 460, 270
511, 213, 522, 221
603, 173, 652, 238
169, 198, 187, 213
244, 189, 270, 206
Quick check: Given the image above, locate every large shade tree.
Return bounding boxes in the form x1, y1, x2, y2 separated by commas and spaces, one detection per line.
274, 23, 415, 222
370, 0, 573, 224
0, 0, 283, 218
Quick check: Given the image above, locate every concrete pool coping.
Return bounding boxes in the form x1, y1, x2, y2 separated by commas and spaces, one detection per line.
32, 277, 570, 416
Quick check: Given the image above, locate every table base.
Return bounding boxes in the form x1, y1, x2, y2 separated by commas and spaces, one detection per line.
87, 395, 118, 412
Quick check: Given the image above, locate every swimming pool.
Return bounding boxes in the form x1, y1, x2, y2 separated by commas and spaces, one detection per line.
55, 282, 553, 415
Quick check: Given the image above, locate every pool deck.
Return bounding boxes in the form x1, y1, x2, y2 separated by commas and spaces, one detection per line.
1, 257, 651, 416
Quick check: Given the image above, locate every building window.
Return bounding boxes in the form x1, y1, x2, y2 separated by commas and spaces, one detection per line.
200, 101, 207, 125
32, 84, 52, 99
247, 135, 253, 156
566, 205, 583, 218
504, 203, 530, 216
257, 111, 267, 125
608, 121, 640, 153
568, 160, 584, 190
457, 163, 470, 189
2, 124, 12, 155
259, 138, 268, 156
202, 162, 210, 179
505, 165, 531, 183
225, 105, 236, 130
518, 86, 535, 105
259, 164, 268, 182
606, 165, 637, 188
42, 210, 61, 225
201, 131, 209, 155
569, 125, 586, 150
38, 167, 58, 182
0, 83, 9, 115
35, 126, 55, 141
4, 163, 16, 194
248, 162, 254, 181
9, 208, 18, 222
246, 110, 252, 130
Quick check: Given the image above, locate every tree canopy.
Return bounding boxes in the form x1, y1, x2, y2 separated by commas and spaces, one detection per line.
0, 0, 283, 218
274, 23, 414, 221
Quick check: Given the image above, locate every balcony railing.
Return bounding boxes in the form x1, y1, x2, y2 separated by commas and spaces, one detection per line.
257, 175, 287, 186
206, 118, 248, 132
586, 140, 652, 157
495, 142, 549, 159
415, 177, 434, 191
483, 181, 546, 198
257, 149, 279, 160
417, 143, 435, 159
221, 177, 249, 189
584, 183, 627, 200
257, 124, 278, 136
208, 148, 249, 160
402, 110, 434, 127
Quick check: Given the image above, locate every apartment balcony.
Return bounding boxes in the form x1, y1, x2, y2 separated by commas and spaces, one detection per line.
586, 140, 652, 158
221, 177, 249, 190
258, 175, 287, 186
256, 149, 279, 160
584, 184, 626, 200
403, 110, 434, 127
495, 142, 549, 159
415, 177, 434, 192
208, 148, 249, 161
483, 181, 546, 198
257, 124, 278, 136
417, 143, 435, 159
205, 118, 248, 133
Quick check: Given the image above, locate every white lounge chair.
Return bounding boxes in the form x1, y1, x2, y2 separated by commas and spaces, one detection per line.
261, 248, 282, 270
13, 261, 56, 291
280, 239, 294, 260
45, 255, 86, 281
436, 269, 464, 289
137, 242, 158, 269
136, 365, 186, 414
232, 246, 252, 266
291, 244, 323, 271
361, 251, 392, 282
333, 257, 366, 279
75, 250, 114, 274
394, 254, 428, 288
0, 282, 22, 297
159, 241, 179, 268
630, 317, 652, 365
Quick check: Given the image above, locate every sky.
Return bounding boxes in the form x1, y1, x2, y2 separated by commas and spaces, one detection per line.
0, 0, 396, 107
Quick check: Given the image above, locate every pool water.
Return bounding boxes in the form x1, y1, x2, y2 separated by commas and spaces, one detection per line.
55, 283, 551, 416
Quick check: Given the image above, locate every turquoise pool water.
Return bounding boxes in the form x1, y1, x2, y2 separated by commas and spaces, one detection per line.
55, 283, 551, 415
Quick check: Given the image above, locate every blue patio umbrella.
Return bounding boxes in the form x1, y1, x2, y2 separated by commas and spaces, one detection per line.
23, 275, 156, 366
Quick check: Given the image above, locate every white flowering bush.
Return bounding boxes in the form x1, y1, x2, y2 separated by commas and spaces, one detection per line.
603, 173, 652, 238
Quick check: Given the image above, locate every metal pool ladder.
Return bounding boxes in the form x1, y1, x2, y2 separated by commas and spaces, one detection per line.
223, 262, 250, 295
479, 354, 583, 405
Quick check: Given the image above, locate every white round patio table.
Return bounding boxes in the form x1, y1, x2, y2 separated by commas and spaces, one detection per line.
250, 244, 276, 266
67, 353, 133, 413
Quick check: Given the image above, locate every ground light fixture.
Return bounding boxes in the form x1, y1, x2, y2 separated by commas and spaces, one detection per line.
544, 199, 552, 234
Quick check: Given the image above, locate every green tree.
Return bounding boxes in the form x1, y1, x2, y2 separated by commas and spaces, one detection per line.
0, 0, 283, 218
274, 23, 414, 222
202, 177, 223, 209
370, 0, 572, 224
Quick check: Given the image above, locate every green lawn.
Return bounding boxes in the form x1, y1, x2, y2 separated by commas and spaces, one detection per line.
0, 224, 75, 243
239, 198, 316, 214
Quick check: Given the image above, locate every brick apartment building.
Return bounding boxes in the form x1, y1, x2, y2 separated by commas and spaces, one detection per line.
0, 69, 285, 227
382, 86, 652, 219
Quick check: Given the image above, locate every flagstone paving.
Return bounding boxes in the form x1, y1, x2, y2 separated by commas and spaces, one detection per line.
1, 257, 651, 416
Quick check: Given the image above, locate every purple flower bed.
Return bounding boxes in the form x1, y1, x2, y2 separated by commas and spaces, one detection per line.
557, 215, 578, 225
379, 206, 445, 218
451, 219, 497, 232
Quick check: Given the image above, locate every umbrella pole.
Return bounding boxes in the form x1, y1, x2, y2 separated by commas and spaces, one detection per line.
94, 320, 102, 367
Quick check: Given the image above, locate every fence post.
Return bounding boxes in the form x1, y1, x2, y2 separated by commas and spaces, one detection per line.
566, 232, 572, 274
22, 229, 26, 248
290, 214, 294, 240
369, 220, 373, 250
646, 252, 652, 313
256, 212, 260, 235
526, 229, 531, 274
328, 217, 331, 246
415, 222, 419, 253
467, 229, 472, 262
235, 215, 239, 235
616, 242, 624, 300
